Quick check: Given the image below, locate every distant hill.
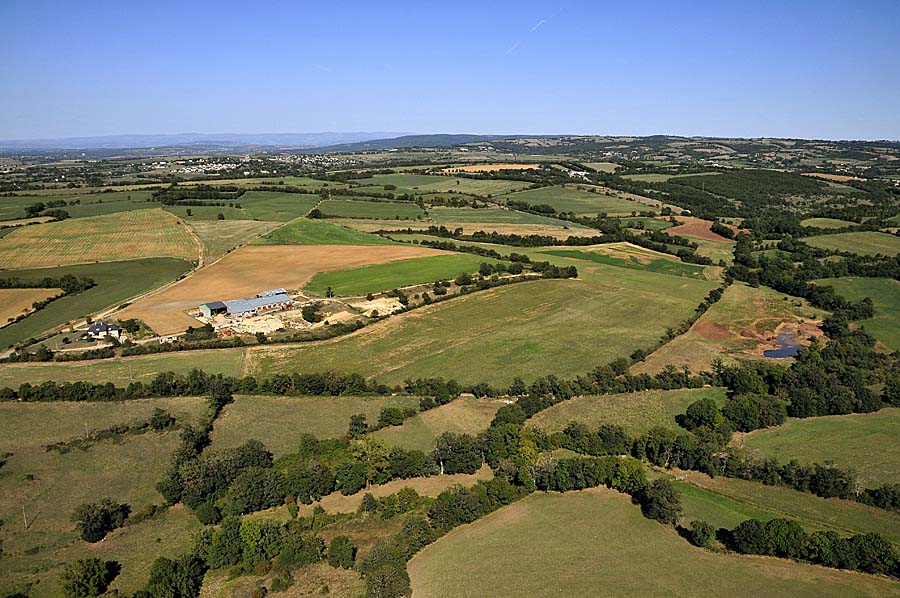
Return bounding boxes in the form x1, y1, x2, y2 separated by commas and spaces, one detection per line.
304, 133, 527, 153
0, 132, 409, 151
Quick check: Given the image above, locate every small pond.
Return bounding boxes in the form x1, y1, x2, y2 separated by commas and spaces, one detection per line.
763, 330, 802, 358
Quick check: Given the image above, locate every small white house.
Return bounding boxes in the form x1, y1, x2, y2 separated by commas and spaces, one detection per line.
87, 322, 123, 340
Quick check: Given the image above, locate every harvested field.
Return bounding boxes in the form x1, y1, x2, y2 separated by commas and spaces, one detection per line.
800, 217, 856, 229
661, 215, 738, 242
801, 172, 864, 182
354, 174, 530, 196
372, 397, 505, 451
632, 283, 826, 375
443, 163, 540, 172
500, 185, 656, 215
408, 489, 899, 598
0, 208, 198, 268
116, 244, 444, 334
0, 288, 62, 326
0, 216, 55, 226
526, 387, 728, 435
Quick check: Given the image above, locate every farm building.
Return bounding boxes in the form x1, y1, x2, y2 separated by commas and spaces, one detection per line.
87, 322, 123, 339
199, 293, 293, 318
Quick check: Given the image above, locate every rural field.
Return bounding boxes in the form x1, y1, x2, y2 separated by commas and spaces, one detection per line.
354, 173, 530, 196
740, 409, 900, 486
0, 208, 199, 268
245, 263, 718, 386
163, 191, 318, 222
372, 397, 505, 451
804, 231, 900, 256
800, 217, 857, 229
0, 258, 192, 349
188, 219, 282, 261
408, 489, 899, 597
0, 287, 62, 325
115, 243, 444, 334
526, 387, 728, 435
815, 277, 900, 350
663, 216, 738, 242
632, 283, 825, 375
252, 218, 397, 245
319, 198, 425, 220
538, 243, 712, 280
429, 206, 587, 227
672, 471, 900, 544
209, 394, 421, 456
499, 185, 655, 215
0, 347, 244, 386
304, 252, 498, 296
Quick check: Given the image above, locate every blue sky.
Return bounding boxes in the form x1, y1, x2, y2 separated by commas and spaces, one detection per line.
2, 0, 899, 140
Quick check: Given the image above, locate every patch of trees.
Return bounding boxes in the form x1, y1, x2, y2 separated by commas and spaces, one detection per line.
151, 184, 245, 205
60, 558, 120, 598
720, 518, 898, 577
72, 499, 131, 542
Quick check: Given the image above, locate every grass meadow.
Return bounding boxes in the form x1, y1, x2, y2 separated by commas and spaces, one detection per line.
252, 218, 396, 245
319, 198, 425, 220
372, 397, 504, 452
526, 387, 728, 435
805, 231, 900, 256
800, 217, 857, 229
354, 174, 529, 196
304, 253, 497, 296
740, 409, 900, 486
209, 394, 420, 456
188, 219, 281, 261
815, 277, 900, 350
407, 489, 899, 597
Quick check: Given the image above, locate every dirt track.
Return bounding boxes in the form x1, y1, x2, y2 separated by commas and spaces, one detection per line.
115, 244, 444, 335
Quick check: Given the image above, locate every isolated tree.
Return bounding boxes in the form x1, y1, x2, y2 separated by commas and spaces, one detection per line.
348, 414, 368, 438
637, 479, 681, 525
328, 535, 356, 569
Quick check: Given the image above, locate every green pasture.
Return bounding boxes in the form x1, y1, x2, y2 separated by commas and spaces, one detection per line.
500, 185, 656, 215
815, 277, 900, 350
319, 198, 425, 220
804, 231, 900, 256
252, 218, 395, 245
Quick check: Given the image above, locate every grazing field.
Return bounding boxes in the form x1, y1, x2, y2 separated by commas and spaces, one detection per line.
692, 237, 737, 265
663, 216, 738, 242
622, 172, 721, 183
236, 191, 319, 221
320, 199, 425, 219
526, 387, 728, 435
408, 489, 898, 597
815, 277, 900, 350
252, 217, 396, 245
351, 218, 597, 239
804, 231, 900, 256
0, 288, 62, 326
304, 252, 496, 296
673, 471, 900, 544
115, 244, 443, 333
210, 394, 420, 456
354, 174, 530, 196
740, 409, 900, 486
0, 216, 55, 226
632, 283, 825, 375
188, 219, 281, 261
0, 347, 244, 386
0, 429, 194, 598
538, 243, 710, 280
3, 191, 157, 220
618, 216, 672, 231
0, 258, 192, 349
372, 397, 504, 452
584, 162, 619, 173
246, 264, 717, 386
800, 217, 856, 229
500, 185, 656, 215
0, 208, 199, 268
163, 204, 247, 221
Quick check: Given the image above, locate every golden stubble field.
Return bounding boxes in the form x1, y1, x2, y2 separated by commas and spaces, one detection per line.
0, 288, 63, 326
0, 208, 199, 268
115, 244, 445, 334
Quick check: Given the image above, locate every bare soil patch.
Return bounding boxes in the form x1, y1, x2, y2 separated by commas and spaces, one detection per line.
116, 244, 443, 334
0, 288, 63, 327
694, 321, 733, 340
661, 216, 738, 242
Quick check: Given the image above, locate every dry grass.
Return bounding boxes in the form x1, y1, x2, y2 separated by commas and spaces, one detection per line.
0, 216, 55, 226
801, 172, 864, 182
116, 244, 444, 334
0, 209, 198, 268
189, 219, 281, 261
337, 218, 600, 239
372, 397, 505, 451
0, 288, 62, 326
201, 563, 364, 598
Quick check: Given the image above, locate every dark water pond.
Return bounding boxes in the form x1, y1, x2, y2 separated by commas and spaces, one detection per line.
763, 331, 802, 358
